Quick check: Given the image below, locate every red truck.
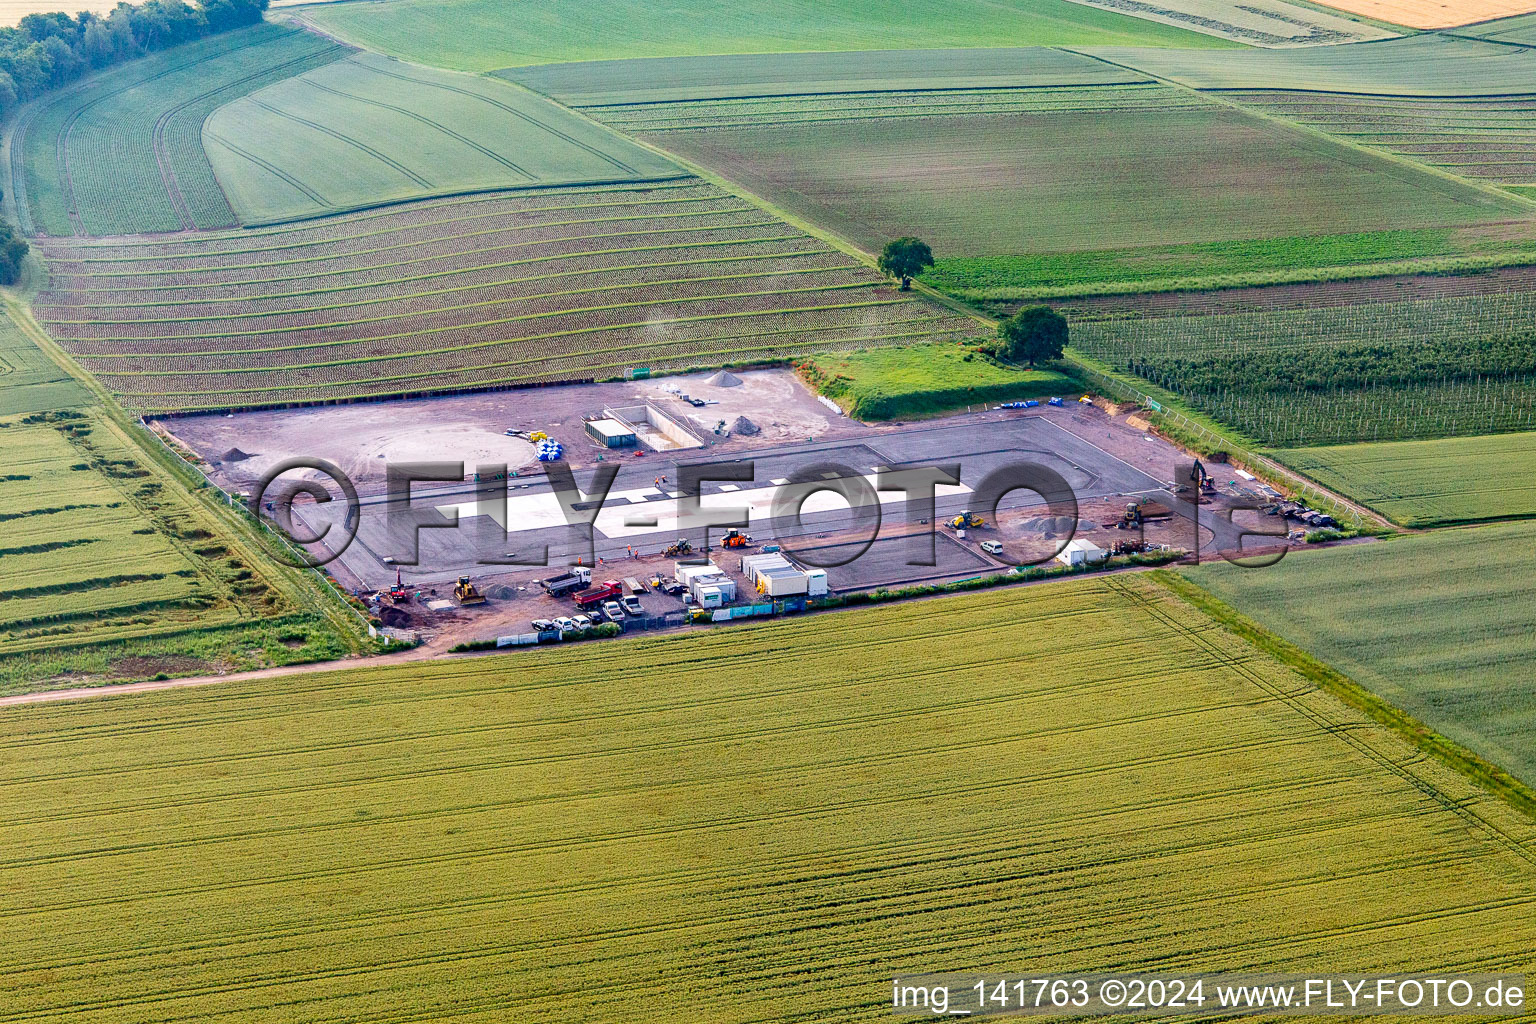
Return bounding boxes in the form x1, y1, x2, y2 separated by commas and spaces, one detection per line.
573, 580, 621, 609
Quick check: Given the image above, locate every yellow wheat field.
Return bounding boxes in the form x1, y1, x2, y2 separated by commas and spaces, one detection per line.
1, 576, 1534, 1022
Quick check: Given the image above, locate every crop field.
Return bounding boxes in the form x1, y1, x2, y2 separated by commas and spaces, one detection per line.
5, 575, 1536, 1021
1056, 0, 1398, 45
11, 24, 349, 236
1185, 523, 1536, 789
204, 52, 684, 226
288, 0, 1233, 73
503, 47, 1150, 107
0, 308, 89, 416
1311, 0, 1536, 28
918, 227, 1536, 302
798, 344, 1080, 419
1229, 91, 1536, 191
641, 88, 1527, 260
30, 181, 979, 412
1072, 291, 1536, 446
1277, 431, 1536, 526
1477, 10, 1536, 41
1088, 33, 1536, 94
0, 406, 303, 662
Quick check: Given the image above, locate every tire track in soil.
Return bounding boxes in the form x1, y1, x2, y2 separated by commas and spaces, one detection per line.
247, 96, 433, 188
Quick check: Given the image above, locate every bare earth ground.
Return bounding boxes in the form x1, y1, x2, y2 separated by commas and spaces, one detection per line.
159, 370, 1285, 661
161, 368, 854, 495
1312, 0, 1536, 27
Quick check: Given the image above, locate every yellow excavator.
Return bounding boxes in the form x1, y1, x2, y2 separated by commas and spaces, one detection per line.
454, 575, 486, 606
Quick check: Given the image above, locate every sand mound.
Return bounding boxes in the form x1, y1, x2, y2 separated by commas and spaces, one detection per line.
705, 370, 742, 387
219, 448, 252, 462
731, 415, 760, 435
485, 584, 518, 601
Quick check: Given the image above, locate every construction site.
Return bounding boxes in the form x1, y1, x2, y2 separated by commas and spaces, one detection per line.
161, 369, 1302, 649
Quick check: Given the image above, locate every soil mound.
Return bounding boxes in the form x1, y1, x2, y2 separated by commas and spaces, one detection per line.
731, 415, 760, 435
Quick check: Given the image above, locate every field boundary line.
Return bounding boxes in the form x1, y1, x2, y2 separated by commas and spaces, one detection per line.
1060, 46, 1536, 214
1151, 569, 1536, 832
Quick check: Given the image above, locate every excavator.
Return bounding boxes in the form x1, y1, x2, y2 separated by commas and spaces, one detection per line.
454, 575, 487, 606
388, 567, 409, 602
719, 529, 752, 549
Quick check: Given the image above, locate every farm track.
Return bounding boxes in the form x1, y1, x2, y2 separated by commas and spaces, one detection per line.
36, 183, 976, 411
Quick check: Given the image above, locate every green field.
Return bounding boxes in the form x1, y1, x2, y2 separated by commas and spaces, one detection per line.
4, 575, 1536, 1021
1475, 11, 1536, 42
638, 88, 1525, 263
0, 307, 89, 415
0, 406, 351, 686
919, 227, 1536, 301
800, 344, 1077, 419
503, 47, 1149, 106
1226, 91, 1536, 192
288, 0, 1235, 73
12, 24, 348, 236
1071, 291, 1536, 446
1089, 32, 1536, 94
204, 52, 683, 226
1279, 431, 1536, 526
1185, 524, 1536, 789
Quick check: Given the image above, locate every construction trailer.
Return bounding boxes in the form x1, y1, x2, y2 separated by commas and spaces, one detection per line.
584, 418, 637, 449
741, 552, 829, 597
676, 561, 737, 606
1055, 539, 1107, 568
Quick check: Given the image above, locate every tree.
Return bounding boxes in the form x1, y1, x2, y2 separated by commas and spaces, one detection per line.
877, 236, 932, 291
994, 305, 1068, 368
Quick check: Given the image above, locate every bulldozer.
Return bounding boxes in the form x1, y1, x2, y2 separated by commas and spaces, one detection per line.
663, 537, 693, 558
719, 529, 752, 549
1116, 502, 1143, 530
948, 510, 984, 530
453, 575, 486, 606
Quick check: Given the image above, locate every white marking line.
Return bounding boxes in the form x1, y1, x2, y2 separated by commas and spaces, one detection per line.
437, 472, 973, 540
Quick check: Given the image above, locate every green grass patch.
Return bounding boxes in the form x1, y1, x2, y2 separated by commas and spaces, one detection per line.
1182, 522, 1536, 791
919, 228, 1487, 299
6, 575, 1536, 1019
799, 343, 1078, 419
1277, 431, 1536, 526
293, 0, 1235, 73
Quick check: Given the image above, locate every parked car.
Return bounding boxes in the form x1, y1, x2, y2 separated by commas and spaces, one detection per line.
530, 618, 554, 631
980, 540, 1004, 556
554, 616, 576, 633
622, 595, 644, 616
602, 600, 624, 620
572, 614, 592, 630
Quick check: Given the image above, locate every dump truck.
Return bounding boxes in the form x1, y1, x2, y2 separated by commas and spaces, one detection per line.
540, 565, 593, 597
454, 576, 486, 606
573, 580, 622, 609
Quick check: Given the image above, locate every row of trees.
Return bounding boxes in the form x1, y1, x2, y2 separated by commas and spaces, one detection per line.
0, 0, 268, 118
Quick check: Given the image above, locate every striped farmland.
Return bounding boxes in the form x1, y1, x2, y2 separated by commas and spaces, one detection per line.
2, 576, 1534, 1021
32, 181, 978, 412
